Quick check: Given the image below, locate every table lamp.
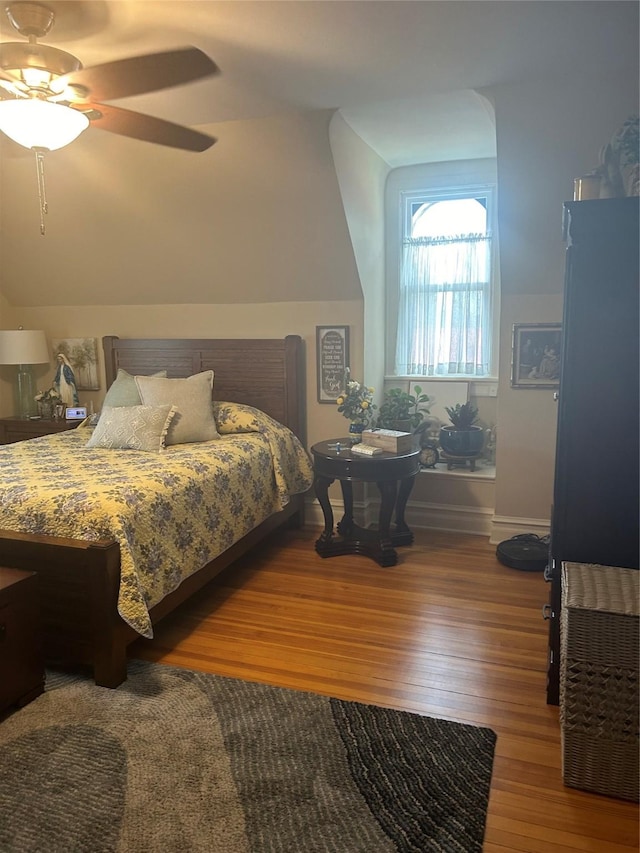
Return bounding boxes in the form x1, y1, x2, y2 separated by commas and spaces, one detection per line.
0, 328, 50, 418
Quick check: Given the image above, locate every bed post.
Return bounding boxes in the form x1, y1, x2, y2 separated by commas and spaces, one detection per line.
284, 334, 306, 447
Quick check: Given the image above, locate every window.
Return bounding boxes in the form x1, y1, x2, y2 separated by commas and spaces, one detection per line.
389, 181, 497, 378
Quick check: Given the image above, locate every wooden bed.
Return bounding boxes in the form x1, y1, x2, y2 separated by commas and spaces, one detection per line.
0, 335, 307, 688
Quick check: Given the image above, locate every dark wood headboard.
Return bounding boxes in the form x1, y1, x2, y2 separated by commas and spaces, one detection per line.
102, 335, 306, 443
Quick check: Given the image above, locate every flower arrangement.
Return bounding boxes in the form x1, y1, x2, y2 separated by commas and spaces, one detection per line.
335, 368, 376, 426
34, 387, 62, 405
34, 387, 63, 418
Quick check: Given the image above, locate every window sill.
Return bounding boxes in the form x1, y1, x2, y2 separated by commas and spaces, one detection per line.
419, 461, 496, 481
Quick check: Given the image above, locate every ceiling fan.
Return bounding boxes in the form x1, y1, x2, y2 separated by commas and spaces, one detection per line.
0, 2, 220, 233
0, 1, 220, 153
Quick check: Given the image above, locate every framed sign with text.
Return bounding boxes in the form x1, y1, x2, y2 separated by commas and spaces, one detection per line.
316, 325, 349, 403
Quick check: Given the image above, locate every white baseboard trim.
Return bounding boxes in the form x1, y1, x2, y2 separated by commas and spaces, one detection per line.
406, 501, 494, 536
490, 515, 551, 545
304, 496, 494, 537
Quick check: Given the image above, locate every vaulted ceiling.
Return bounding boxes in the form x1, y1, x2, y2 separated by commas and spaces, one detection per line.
0, 1, 636, 165
0, 1, 637, 308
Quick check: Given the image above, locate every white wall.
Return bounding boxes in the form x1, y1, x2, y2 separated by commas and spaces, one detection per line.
489, 69, 639, 538
0, 300, 364, 451
329, 113, 390, 394
0, 110, 362, 307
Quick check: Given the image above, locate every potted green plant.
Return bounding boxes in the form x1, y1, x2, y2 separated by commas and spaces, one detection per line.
376, 386, 430, 432
439, 401, 485, 456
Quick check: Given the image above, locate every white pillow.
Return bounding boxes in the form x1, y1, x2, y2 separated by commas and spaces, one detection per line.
102, 369, 167, 408
134, 371, 220, 445
86, 404, 176, 452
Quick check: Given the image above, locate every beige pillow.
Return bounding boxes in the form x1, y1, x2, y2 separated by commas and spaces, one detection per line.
134, 371, 219, 445
86, 404, 176, 452
103, 369, 167, 408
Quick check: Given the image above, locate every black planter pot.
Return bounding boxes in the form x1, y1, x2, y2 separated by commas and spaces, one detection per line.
439, 425, 485, 457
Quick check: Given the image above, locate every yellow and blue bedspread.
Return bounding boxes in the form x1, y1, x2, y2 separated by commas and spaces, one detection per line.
0, 403, 313, 637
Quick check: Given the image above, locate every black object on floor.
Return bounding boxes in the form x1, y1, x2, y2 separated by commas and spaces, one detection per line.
496, 534, 549, 572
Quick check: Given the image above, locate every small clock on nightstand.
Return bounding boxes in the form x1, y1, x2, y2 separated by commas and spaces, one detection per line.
419, 442, 440, 468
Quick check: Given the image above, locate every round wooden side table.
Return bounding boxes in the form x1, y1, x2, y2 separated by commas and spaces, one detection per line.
311, 438, 420, 567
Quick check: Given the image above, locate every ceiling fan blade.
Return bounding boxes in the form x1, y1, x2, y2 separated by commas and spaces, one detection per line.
79, 102, 217, 152
0, 66, 21, 87
60, 47, 219, 103
0, 83, 18, 99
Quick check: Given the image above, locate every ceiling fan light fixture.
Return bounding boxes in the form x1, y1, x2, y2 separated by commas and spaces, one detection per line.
0, 98, 89, 150
21, 66, 54, 88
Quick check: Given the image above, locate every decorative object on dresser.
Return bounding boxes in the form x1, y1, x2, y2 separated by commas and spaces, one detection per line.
52, 352, 79, 407
0, 335, 310, 688
0, 328, 50, 419
419, 441, 440, 469
0, 567, 44, 714
599, 114, 640, 199
361, 427, 416, 453
0, 660, 496, 853
334, 367, 376, 439
0, 416, 82, 444
311, 438, 420, 567
572, 115, 639, 201
34, 386, 63, 419
545, 198, 639, 706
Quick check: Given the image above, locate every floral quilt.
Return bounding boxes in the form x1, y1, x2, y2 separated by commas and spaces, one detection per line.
0, 403, 313, 637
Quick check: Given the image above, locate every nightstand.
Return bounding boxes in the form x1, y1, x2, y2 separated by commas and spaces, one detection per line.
311, 438, 420, 567
0, 416, 82, 445
0, 567, 45, 714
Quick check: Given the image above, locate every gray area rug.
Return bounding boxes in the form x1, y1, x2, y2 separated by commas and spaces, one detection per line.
0, 660, 496, 852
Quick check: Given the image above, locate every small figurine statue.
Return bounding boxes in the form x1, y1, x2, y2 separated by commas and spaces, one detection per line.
53, 352, 79, 407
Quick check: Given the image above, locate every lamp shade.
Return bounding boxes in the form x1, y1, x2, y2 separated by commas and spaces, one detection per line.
0, 99, 89, 151
0, 329, 50, 365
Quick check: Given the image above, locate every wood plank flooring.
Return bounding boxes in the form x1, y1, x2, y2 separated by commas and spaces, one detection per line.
130, 527, 639, 852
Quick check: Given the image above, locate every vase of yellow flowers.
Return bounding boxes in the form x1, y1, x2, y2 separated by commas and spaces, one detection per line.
335, 369, 376, 441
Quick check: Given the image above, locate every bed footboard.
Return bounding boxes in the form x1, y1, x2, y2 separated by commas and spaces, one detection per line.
0, 493, 304, 688
0, 530, 128, 687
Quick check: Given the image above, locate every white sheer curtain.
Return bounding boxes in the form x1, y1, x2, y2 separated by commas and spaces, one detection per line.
394, 233, 492, 376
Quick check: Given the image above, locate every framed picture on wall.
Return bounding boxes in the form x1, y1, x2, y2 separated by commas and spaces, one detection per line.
51, 337, 100, 390
511, 323, 562, 389
316, 325, 349, 403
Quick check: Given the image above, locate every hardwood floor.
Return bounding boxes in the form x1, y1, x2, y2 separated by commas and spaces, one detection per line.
130, 526, 639, 852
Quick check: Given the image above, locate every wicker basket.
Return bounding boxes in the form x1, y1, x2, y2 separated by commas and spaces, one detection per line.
560, 562, 639, 801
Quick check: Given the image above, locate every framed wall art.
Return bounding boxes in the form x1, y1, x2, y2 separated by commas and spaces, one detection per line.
51, 337, 100, 391
316, 325, 349, 403
511, 323, 562, 389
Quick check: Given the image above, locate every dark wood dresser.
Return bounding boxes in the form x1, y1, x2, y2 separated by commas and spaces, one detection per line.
0, 416, 81, 444
545, 198, 639, 705
0, 568, 45, 713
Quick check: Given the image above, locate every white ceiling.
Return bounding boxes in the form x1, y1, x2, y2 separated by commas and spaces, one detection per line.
0, 0, 637, 166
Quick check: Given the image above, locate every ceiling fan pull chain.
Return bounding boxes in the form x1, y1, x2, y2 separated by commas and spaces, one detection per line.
34, 148, 48, 236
